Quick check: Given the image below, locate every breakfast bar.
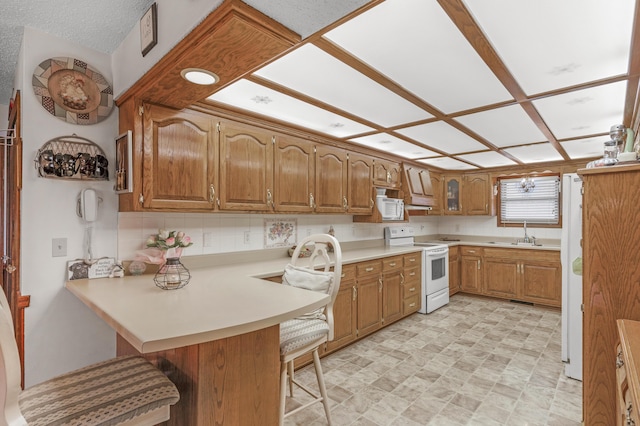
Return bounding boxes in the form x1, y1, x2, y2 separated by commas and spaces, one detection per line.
66, 261, 330, 425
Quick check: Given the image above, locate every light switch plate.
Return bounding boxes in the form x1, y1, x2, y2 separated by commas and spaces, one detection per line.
52, 238, 67, 257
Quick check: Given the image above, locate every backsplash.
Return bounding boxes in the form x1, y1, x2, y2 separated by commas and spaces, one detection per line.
117, 212, 440, 261
117, 213, 562, 261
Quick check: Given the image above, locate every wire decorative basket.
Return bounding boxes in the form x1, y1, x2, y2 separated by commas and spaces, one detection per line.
35, 134, 108, 180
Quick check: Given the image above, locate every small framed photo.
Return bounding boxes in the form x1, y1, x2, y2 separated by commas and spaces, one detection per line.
115, 131, 133, 193
140, 2, 157, 57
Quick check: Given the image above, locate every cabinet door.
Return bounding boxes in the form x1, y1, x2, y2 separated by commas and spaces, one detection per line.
429, 172, 444, 216
273, 135, 314, 212
315, 145, 348, 213
483, 258, 518, 299
460, 255, 482, 293
347, 152, 373, 214
142, 103, 217, 211
520, 258, 561, 307
448, 247, 460, 296
382, 271, 403, 324
356, 260, 382, 338
218, 121, 273, 211
325, 272, 357, 353
444, 176, 462, 214
373, 158, 401, 188
464, 173, 491, 215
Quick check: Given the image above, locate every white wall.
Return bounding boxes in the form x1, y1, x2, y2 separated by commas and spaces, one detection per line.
19, 27, 119, 387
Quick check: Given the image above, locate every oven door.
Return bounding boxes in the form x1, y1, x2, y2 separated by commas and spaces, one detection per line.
425, 248, 449, 295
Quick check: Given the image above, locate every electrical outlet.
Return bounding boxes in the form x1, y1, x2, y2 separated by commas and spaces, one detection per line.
244, 231, 250, 245
203, 232, 213, 247
52, 238, 67, 257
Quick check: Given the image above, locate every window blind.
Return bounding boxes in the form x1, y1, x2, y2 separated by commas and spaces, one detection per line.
500, 176, 560, 224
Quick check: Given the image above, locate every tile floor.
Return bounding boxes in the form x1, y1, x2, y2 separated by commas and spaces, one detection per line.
284, 294, 582, 425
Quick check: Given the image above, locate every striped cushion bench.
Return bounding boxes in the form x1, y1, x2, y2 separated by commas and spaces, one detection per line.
18, 355, 179, 426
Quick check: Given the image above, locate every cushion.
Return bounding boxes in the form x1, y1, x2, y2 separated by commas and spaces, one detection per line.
282, 264, 334, 319
19, 355, 179, 426
280, 318, 330, 355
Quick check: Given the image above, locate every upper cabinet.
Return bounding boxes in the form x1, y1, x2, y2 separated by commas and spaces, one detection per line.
315, 145, 348, 213
402, 164, 435, 207
444, 175, 462, 214
273, 135, 315, 213
428, 172, 444, 215
373, 158, 401, 189
347, 152, 374, 215
141, 102, 217, 211
218, 121, 273, 211
463, 173, 493, 215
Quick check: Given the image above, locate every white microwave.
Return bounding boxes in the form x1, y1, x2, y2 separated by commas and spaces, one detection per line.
377, 197, 405, 221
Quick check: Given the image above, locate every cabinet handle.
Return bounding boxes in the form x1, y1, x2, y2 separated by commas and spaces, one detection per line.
310, 193, 315, 209
138, 193, 144, 204
469, 250, 476, 254
353, 286, 357, 301
210, 184, 216, 204
379, 277, 383, 292
387, 171, 391, 183
409, 258, 416, 262
365, 267, 374, 272
617, 351, 625, 369
409, 302, 416, 308
409, 287, 415, 292
343, 196, 348, 211
341, 272, 346, 278
409, 271, 416, 276
370, 198, 374, 208
389, 262, 396, 267
627, 402, 635, 426
477, 259, 480, 270
267, 189, 273, 208
400, 273, 404, 284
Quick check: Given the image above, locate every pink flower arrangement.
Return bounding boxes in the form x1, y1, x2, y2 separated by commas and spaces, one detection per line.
135, 229, 193, 265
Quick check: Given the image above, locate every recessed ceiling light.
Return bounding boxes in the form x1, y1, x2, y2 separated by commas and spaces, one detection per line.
330, 123, 345, 128
379, 140, 392, 144
251, 96, 273, 104
180, 68, 219, 85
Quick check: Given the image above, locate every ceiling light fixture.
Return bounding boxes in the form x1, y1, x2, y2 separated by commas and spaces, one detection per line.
180, 68, 219, 85
251, 96, 273, 104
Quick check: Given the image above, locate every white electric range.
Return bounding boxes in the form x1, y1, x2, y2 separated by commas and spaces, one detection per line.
384, 227, 449, 314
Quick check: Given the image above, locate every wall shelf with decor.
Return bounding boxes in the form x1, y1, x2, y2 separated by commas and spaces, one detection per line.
34, 134, 109, 180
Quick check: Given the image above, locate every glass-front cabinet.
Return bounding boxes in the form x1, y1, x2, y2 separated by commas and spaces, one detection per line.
445, 176, 462, 214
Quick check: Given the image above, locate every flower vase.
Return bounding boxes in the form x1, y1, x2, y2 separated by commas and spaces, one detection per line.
154, 254, 190, 290
164, 247, 183, 260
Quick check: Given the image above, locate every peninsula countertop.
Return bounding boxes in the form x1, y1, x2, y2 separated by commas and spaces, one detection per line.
65, 241, 423, 354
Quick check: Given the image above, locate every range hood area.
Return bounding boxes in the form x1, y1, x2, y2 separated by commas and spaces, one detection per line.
401, 163, 435, 209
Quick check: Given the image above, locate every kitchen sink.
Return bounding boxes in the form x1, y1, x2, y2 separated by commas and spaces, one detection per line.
485, 241, 543, 247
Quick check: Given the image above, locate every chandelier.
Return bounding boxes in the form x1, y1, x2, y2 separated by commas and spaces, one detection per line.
520, 177, 535, 192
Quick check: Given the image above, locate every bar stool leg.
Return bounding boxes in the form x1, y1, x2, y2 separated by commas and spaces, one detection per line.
312, 348, 332, 425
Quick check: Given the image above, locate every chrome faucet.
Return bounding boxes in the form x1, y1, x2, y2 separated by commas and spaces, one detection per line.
523, 220, 530, 243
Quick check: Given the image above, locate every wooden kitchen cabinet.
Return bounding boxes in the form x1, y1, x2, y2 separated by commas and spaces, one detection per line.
347, 152, 374, 215
429, 172, 445, 216
273, 134, 315, 213
373, 158, 401, 189
402, 163, 435, 208
356, 259, 383, 338
519, 254, 561, 306
448, 246, 460, 296
460, 246, 482, 293
616, 320, 640, 426
315, 145, 348, 213
402, 252, 422, 315
218, 121, 273, 211
381, 256, 403, 325
579, 164, 640, 425
482, 253, 518, 299
140, 102, 218, 211
463, 173, 493, 215
444, 175, 462, 214
326, 264, 357, 353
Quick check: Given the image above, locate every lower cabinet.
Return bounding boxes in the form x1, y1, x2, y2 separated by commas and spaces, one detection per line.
382, 256, 403, 325
325, 264, 357, 354
458, 246, 561, 307
448, 246, 460, 296
356, 259, 383, 338
402, 252, 422, 315
460, 246, 483, 294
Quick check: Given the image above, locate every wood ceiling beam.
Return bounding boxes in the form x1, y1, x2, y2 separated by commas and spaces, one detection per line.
436, 0, 571, 161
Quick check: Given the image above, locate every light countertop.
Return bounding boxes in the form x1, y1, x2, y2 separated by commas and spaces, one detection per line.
65, 242, 423, 354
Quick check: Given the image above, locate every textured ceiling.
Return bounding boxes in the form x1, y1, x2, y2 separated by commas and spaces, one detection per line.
0, 0, 367, 105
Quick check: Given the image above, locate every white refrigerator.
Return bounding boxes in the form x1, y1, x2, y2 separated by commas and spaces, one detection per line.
561, 173, 583, 380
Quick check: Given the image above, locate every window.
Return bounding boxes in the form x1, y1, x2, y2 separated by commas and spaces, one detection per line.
498, 175, 560, 225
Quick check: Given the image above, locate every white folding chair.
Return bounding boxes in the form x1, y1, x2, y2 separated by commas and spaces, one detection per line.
0, 289, 180, 426
279, 234, 342, 425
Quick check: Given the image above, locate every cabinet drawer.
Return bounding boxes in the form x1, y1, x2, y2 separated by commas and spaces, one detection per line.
382, 256, 403, 272
461, 246, 483, 256
403, 266, 421, 286
340, 264, 356, 282
404, 252, 421, 267
356, 260, 382, 276
402, 281, 420, 299
403, 294, 420, 315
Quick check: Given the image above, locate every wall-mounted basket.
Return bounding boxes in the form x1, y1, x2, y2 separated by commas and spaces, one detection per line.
35, 134, 108, 180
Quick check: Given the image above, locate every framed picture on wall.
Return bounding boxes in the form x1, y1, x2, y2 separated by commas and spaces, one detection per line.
114, 131, 132, 193
140, 2, 158, 57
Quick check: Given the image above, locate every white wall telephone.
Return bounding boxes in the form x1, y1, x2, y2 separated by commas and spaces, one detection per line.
77, 188, 99, 222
